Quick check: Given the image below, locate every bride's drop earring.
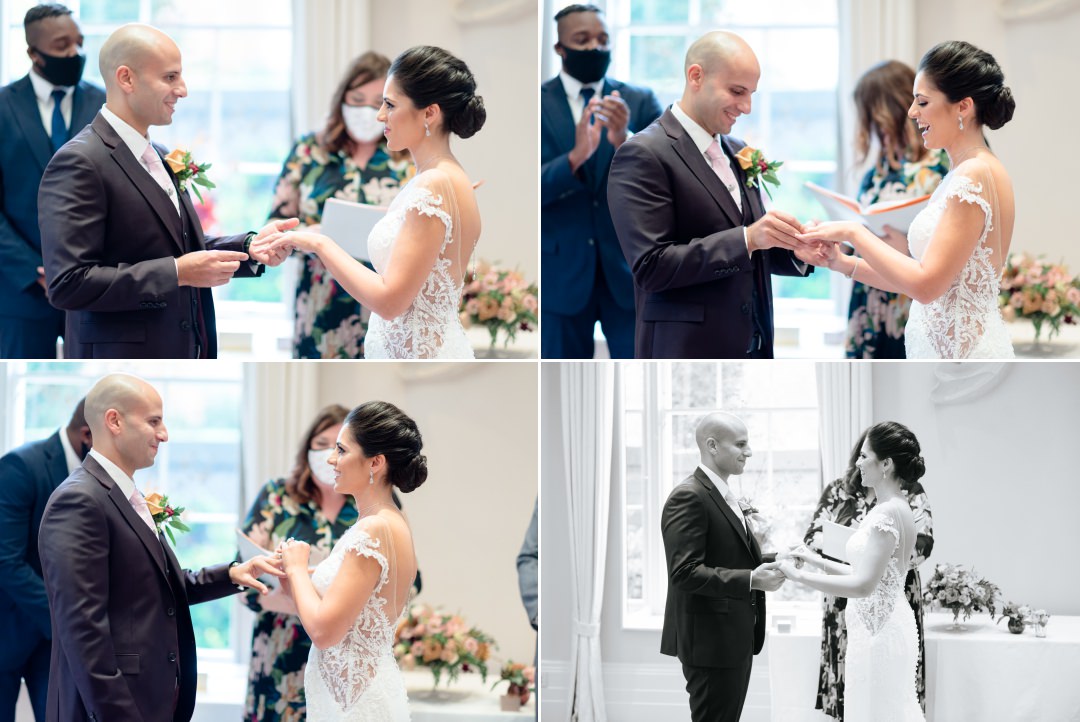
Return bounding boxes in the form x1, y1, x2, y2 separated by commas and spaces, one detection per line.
369, 469, 375, 485
424, 120, 431, 137
958, 115, 964, 130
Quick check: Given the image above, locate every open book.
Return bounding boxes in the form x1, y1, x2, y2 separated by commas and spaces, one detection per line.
821, 520, 857, 563
804, 181, 929, 236
236, 529, 327, 591
320, 198, 388, 262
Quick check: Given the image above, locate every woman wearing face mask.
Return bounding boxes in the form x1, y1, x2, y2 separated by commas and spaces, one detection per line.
239, 404, 420, 721
268, 52, 413, 359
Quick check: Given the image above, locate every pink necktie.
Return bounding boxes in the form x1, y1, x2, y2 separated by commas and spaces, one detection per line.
140, 144, 180, 214
705, 139, 742, 213
129, 489, 157, 532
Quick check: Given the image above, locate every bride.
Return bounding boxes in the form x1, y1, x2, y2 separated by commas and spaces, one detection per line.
277, 401, 426, 721
800, 41, 1016, 359
257, 46, 486, 359
778, 422, 926, 722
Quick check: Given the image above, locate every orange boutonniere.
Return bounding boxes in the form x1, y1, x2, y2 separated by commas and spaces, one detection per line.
163, 149, 216, 203
734, 145, 783, 201
144, 492, 190, 544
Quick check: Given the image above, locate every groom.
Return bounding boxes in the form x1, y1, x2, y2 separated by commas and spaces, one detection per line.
609, 31, 814, 358
661, 412, 785, 722
37, 373, 282, 722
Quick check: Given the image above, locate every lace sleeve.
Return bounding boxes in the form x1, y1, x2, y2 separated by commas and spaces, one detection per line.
944, 173, 992, 223
868, 509, 901, 550
401, 172, 454, 251
341, 526, 390, 594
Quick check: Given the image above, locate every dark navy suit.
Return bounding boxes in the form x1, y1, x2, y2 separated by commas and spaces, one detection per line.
540, 75, 661, 358
0, 432, 70, 720
0, 75, 105, 358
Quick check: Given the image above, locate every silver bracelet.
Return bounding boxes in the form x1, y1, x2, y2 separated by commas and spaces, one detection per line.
844, 256, 861, 280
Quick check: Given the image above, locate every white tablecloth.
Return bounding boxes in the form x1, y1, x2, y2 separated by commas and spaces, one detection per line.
768, 611, 1080, 722
1009, 320, 1080, 358
403, 669, 535, 721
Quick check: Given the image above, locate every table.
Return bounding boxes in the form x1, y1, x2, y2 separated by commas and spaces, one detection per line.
767, 611, 1080, 721
1009, 321, 1080, 358
403, 669, 535, 721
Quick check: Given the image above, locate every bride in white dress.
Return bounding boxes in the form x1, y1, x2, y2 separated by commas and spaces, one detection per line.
778, 422, 927, 722
800, 41, 1016, 359
278, 401, 426, 721
257, 46, 485, 359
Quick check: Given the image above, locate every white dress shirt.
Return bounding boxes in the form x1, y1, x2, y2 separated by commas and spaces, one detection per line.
698, 463, 755, 592
28, 68, 72, 137
57, 428, 81, 476
559, 70, 603, 125
88, 447, 138, 501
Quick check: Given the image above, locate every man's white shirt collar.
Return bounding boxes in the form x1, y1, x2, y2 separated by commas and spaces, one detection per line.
671, 101, 725, 157
559, 70, 603, 103
58, 429, 81, 476
100, 105, 155, 161
88, 447, 137, 500
28, 68, 72, 101
697, 463, 736, 502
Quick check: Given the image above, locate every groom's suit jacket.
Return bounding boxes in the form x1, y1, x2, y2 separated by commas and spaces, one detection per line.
38, 112, 263, 359
38, 454, 240, 722
608, 108, 810, 358
660, 468, 773, 668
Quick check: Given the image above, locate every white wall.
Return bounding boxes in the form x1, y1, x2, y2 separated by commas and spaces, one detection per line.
370, 1, 540, 281
541, 360, 1080, 720
913, 1, 1080, 268
316, 361, 539, 665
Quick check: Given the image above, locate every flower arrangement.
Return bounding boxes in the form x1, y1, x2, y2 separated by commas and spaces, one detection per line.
144, 492, 190, 544
459, 260, 538, 348
998, 253, 1080, 342
394, 604, 495, 686
922, 562, 1000, 626
998, 601, 1032, 633
491, 660, 535, 706
734, 145, 783, 201
163, 149, 217, 203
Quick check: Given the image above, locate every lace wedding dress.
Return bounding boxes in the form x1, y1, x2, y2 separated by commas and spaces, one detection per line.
305, 522, 412, 721
905, 168, 1014, 359
844, 505, 925, 722
364, 173, 475, 359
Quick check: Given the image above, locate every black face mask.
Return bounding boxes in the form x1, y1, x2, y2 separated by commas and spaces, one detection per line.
559, 46, 611, 84
32, 47, 86, 87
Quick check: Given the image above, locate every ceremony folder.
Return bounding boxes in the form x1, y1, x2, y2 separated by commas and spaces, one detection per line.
821, 519, 857, 563
804, 181, 930, 236
320, 197, 387, 262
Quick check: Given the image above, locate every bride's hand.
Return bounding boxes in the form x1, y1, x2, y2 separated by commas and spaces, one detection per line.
247, 218, 300, 267
797, 220, 860, 246
264, 230, 330, 255
778, 559, 802, 581
278, 538, 311, 575
786, 543, 820, 568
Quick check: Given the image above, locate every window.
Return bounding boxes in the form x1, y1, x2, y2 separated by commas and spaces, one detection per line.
5, 361, 246, 660
2, 0, 295, 347
621, 361, 822, 629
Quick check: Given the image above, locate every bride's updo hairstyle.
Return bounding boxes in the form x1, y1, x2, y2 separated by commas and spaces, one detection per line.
866, 421, 927, 485
917, 40, 1015, 130
389, 45, 487, 139
345, 401, 428, 493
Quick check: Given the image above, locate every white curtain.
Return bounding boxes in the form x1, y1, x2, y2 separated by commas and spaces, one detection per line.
291, 0, 373, 135
816, 363, 873, 485
240, 362, 319, 511
837, 0, 917, 193
561, 363, 614, 722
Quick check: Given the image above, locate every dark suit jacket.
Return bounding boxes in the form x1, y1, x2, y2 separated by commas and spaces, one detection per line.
660, 469, 773, 669
540, 76, 662, 315
608, 108, 811, 358
0, 76, 104, 322
38, 455, 240, 722
38, 112, 263, 358
0, 432, 68, 670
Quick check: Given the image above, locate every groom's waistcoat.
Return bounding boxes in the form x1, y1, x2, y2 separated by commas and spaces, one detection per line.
660, 470, 770, 668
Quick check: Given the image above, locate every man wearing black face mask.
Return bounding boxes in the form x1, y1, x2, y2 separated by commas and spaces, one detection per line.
541, 4, 661, 359
0, 397, 91, 721
0, 4, 105, 359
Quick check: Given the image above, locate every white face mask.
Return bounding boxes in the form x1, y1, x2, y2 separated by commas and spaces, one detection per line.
342, 104, 385, 143
307, 447, 336, 486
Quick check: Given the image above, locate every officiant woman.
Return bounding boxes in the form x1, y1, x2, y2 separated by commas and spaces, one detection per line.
844, 61, 948, 358
239, 404, 421, 721
267, 52, 413, 359
801, 430, 935, 720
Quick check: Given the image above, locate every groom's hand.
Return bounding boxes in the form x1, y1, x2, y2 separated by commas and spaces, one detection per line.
248, 218, 300, 266
747, 210, 805, 253
229, 554, 285, 595
177, 250, 249, 287
750, 561, 786, 592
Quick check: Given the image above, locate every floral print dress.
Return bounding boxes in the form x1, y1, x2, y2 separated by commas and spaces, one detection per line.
240, 479, 359, 722
268, 133, 412, 358
845, 150, 949, 358
802, 479, 934, 720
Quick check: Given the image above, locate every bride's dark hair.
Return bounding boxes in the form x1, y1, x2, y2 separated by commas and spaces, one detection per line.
389, 45, 486, 139
866, 421, 926, 485
345, 401, 428, 493
918, 40, 1015, 130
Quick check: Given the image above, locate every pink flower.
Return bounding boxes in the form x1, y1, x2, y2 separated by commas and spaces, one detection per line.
1066, 287, 1080, 305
